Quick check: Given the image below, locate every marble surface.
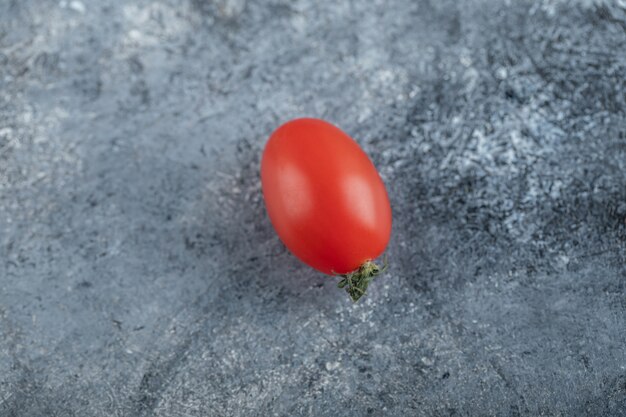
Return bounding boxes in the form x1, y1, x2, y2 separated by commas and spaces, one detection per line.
1, 0, 625, 415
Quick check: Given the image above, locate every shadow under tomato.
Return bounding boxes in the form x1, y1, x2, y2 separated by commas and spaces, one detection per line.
184, 139, 339, 312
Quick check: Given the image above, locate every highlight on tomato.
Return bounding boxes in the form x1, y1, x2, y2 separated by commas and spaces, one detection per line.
260, 118, 392, 301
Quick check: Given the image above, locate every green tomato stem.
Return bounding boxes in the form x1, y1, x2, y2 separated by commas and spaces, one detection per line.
337, 257, 388, 302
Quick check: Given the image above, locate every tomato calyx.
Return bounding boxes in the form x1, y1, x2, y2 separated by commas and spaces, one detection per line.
337, 258, 388, 302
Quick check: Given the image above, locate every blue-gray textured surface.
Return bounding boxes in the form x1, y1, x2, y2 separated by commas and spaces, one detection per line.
1, 0, 626, 415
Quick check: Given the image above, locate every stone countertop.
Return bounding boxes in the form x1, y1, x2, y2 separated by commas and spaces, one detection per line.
1, 1, 625, 415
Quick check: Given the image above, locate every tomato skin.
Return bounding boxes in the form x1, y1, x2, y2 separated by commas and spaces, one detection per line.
261, 118, 392, 275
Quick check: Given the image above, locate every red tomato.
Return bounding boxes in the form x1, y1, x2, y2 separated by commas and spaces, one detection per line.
261, 118, 392, 278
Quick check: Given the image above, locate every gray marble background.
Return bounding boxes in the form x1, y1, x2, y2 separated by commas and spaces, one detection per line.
1, 0, 625, 415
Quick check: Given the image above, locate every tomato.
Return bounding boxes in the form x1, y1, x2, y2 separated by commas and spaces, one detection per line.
261, 118, 392, 300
